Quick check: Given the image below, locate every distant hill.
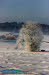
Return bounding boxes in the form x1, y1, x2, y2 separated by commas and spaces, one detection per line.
40, 24, 49, 35
0, 22, 24, 32
0, 22, 49, 35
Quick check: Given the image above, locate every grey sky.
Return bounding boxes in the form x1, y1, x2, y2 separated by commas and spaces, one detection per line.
0, 0, 49, 24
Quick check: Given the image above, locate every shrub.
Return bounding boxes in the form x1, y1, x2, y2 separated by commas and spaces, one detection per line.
16, 21, 43, 52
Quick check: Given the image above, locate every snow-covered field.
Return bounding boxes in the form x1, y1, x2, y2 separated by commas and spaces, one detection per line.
40, 35, 49, 51
0, 31, 49, 51
0, 32, 49, 74
0, 31, 17, 52
0, 31, 10, 35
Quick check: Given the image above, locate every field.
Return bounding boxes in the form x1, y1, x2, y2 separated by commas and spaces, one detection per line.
0, 32, 49, 75
0, 52, 49, 75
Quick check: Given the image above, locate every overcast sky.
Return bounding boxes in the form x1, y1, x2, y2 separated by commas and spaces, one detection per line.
0, 0, 49, 24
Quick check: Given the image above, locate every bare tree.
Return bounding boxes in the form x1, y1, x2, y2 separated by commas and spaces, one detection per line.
16, 21, 43, 52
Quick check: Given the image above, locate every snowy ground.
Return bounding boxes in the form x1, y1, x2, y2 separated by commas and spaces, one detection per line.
40, 35, 49, 51
0, 32, 49, 74
0, 52, 49, 75
0, 31, 49, 51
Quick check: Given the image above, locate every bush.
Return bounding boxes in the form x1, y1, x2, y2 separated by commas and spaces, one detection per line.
16, 21, 43, 52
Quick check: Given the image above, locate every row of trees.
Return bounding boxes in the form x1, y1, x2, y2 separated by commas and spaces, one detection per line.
0, 22, 24, 31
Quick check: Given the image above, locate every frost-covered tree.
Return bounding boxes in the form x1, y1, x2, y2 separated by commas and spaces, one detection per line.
16, 21, 43, 52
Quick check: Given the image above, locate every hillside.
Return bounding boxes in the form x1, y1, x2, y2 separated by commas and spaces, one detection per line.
0, 22, 49, 35
40, 24, 49, 35
0, 22, 24, 32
